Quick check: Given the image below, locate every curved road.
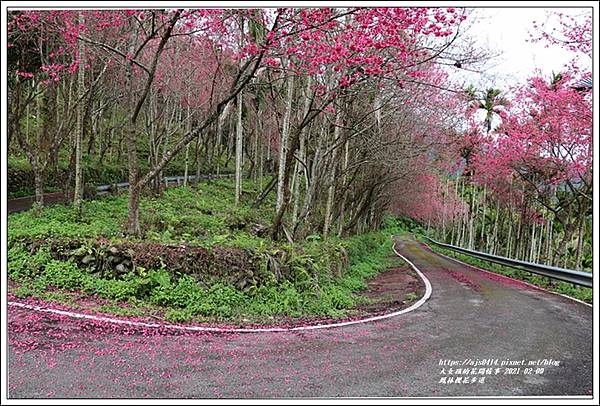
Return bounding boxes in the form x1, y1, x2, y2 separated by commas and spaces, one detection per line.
7, 236, 593, 398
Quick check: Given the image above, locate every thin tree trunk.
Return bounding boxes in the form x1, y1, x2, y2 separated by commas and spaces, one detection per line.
323, 109, 341, 237
252, 115, 259, 183
451, 178, 459, 245
575, 214, 585, 271
215, 107, 224, 176
458, 179, 466, 247
536, 216, 544, 263
294, 118, 326, 237
125, 41, 141, 235
184, 90, 191, 187
514, 200, 524, 259
479, 184, 486, 250
275, 73, 295, 212
516, 213, 524, 260
490, 198, 499, 255
337, 137, 350, 236
125, 117, 141, 235
125, 11, 180, 235
529, 222, 536, 262
291, 129, 305, 225
159, 99, 172, 195
468, 184, 477, 250
545, 217, 553, 265
442, 178, 449, 243
183, 143, 190, 186
235, 89, 243, 205
34, 167, 45, 206
195, 127, 203, 187
507, 208, 513, 258
73, 11, 86, 213
554, 218, 575, 267
291, 77, 311, 225
258, 118, 264, 188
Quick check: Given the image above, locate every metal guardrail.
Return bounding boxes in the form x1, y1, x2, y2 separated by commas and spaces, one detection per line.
94, 173, 235, 195
424, 236, 593, 288
8, 172, 270, 214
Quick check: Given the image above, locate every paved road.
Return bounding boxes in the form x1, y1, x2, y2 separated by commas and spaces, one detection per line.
7, 192, 67, 214
7, 236, 593, 398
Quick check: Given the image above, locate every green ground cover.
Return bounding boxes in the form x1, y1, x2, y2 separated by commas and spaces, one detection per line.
8, 179, 410, 323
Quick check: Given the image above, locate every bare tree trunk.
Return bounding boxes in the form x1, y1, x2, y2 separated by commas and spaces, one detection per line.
323, 109, 341, 237
291, 130, 305, 225
258, 118, 264, 188
147, 96, 160, 195
125, 39, 141, 235
184, 90, 191, 187
514, 203, 524, 259
451, 178, 459, 245
73, 11, 86, 213
490, 198, 499, 255
275, 73, 295, 211
235, 89, 243, 205
159, 100, 173, 195
336, 138, 350, 237
34, 167, 45, 206
215, 108, 224, 177
529, 221, 536, 262
125, 11, 181, 235
554, 218, 575, 268
458, 179, 466, 247
252, 115, 259, 183
291, 77, 311, 225
479, 184, 486, 250
545, 217, 553, 265
183, 143, 189, 186
506, 208, 513, 258
536, 216, 544, 263
125, 117, 141, 235
294, 119, 326, 237
194, 127, 203, 186
441, 178, 449, 242
125, 86, 141, 232
575, 214, 585, 271
468, 184, 477, 250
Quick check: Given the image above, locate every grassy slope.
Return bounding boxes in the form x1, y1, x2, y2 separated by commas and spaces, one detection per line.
8, 179, 410, 323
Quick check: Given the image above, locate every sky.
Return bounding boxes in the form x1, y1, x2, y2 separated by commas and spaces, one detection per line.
459, 7, 592, 91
